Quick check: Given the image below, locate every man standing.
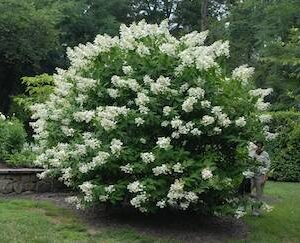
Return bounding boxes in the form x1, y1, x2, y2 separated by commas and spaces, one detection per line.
248, 141, 271, 215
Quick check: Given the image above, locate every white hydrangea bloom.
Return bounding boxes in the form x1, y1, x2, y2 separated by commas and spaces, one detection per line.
232, 64, 255, 85
163, 106, 172, 116
96, 106, 129, 131
141, 152, 155, 164
201, 115, 215, 126
79, 181, 95, 202
130, 193, 147, 209
159, 43, 177, 56
107, 88, 119, 98
255, 98, 271, 111
182, 97, 197, 112
152, 164, 170, 176
110, 139, 123, 155
156, 137, 171, 150
61, 126, 75, 137
135, 92, 150, 106
200, 100, 211, 108
188, 87, 205, 99
201, 168, 213, 180
136, 43, 150, 56
122, 65, 133, 75
171, 117, 183, 129
191, 128, 202, 136
75, 77, 97, 92
179, 83, 190, 93
171, 131, 180, 139
156, 199, 167, 208
104, 185, 115, 193
213, 127, 222, 134
180, 30, 209, 47
218, 113, 231, 127
161, 120, 169, 127
249, 88, 273, 98
211, 106, 222, 116
92, 151, 110, 166
127, 181, 144, 193
143, 75, 154, 85
73, 110, 95, 123
235, 117, 247, 127
173, 163, 184, 173
120, 163, 133, 174
265, 131, 278, 141
0, 112, 6, 120
235, 206, 247, 219
37, 169, 51, 179
135, 117, 145, 126
259, 114, 272, 123
150, 76, 171, 94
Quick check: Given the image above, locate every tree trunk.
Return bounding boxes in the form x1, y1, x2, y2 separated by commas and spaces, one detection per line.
201, 0, 208, 31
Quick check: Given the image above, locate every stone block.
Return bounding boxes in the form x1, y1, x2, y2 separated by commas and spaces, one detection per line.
36, 181, 52, 193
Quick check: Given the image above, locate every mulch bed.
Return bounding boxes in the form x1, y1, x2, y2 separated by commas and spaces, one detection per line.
0, 162, 9, 169
2, 192, 249, 242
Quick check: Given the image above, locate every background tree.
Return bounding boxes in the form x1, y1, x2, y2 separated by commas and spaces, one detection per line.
225, 0, 300, 109
0, 0, 60, 113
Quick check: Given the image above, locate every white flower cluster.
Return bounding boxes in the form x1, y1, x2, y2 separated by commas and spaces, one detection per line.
232, 64, 255, 85
201, 115, 215, 126
73, 110, 95, 123
140, 152, 155, 164
182, 87, 205, 113
259, 114, 272, 123
59, 167, 73, 186
152, 164, 170, 176
150, 76, 171, 94
167, 179, 198, 210
235, 117, 247, 127
201, 168, 213, 180
156, 137, 171, 150
211, 106, 231, 128
0, 112, 6, 120
99, 185, 116, 202
235, 206, 247, 219
79, 151, 110, 173
127, 180, 144, 193
96, 106, 129, 131
65, 196, 83, 210
79, 181, 95, 202
120, 163, 133, 174
110, 139, 123, 156
170, 117, 198, 138
249, 88, 273, 112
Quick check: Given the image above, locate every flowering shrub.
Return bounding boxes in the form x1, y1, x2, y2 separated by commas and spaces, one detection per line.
30, 20, 276, 215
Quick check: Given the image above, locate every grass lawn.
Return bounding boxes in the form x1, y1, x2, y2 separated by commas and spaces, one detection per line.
0, 181, 299, 243
240, 181, 300, 243
0, 199, 168, 243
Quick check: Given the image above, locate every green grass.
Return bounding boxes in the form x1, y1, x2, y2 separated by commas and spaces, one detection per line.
239, 181, 300, 243
0, 199, 169, 243
0, 182, 299, 243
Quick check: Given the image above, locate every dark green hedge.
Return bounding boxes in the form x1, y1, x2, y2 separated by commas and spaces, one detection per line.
267, 111, 300, 182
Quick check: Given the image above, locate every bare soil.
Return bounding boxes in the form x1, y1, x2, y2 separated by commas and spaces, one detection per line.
0, 162, 8, 169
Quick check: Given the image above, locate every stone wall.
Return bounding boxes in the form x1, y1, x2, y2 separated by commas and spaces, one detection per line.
0, 168, 66, 194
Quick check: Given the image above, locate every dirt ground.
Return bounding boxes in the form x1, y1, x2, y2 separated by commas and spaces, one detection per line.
0, 162, 9, 169
2, 192, 249, 243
